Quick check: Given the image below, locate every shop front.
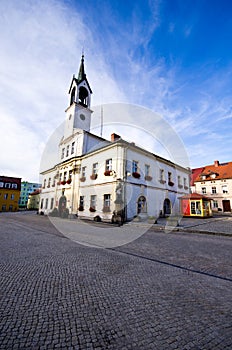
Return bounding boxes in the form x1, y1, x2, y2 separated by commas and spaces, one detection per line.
180, 193, 212, 217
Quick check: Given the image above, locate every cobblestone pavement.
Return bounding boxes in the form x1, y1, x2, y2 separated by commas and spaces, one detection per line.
0, 213, 232, 349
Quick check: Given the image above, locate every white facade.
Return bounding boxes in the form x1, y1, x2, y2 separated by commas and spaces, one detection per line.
40, 56, 190, 221
191, 161, 232, 213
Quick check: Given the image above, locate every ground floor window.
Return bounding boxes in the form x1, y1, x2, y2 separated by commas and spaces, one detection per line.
50, 198, 54, 210
103, 194, 111, 212
191, 201, 201, 215
45, 198, 48, 209
40, 199, 44, 209
79, 196, 84, 211
90, 195, 96, 210
213, 200, 218, 209
2, 205, 6, 211
163, 198, 171, 216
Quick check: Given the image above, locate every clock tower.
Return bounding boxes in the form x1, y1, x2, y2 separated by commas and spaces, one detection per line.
64, 55, 93, 138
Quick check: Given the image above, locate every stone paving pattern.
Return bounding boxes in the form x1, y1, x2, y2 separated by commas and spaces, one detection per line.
0, 213, 232, 349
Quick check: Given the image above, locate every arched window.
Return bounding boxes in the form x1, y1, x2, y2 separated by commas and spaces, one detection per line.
137, 196, 147, 214
78, 86, 88, 106
70, 87, 76, 105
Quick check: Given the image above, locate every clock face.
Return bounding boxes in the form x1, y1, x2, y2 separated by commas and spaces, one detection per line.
80, 114, 85, 121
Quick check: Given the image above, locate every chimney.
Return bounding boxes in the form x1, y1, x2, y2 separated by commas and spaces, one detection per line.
214, 160, 219, 167
111, 133, 121, 142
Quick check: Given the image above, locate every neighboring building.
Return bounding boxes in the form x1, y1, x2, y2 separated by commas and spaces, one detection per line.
27, 189, 41, 210
19, 182, 41, 209
191, 160, 232, 213
180, 193, 212, 217
39, 55, 190, 221
0, 176, 21, 212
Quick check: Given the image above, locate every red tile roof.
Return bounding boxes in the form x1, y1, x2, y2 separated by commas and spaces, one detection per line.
179, 193, 211, 200
192, 161, 232, 182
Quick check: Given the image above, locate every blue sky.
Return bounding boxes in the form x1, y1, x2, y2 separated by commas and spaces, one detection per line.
0, 0, 232, 181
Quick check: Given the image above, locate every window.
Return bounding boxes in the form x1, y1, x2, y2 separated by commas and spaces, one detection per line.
103, 194, 111, 211
79, 196, 84, 210
168, 172, 172, 182
64, 172, 67, 181
201, 187, 206, 194
82, 167, 86, 177
212, 187, 217, 194
191, 201, 201, 215
9, 205, 13, 211
0, 182, 4, 188
178, 176, 181, 186
93, 163, 98, 174
43, 179, 46, 188
184, 178, 187, 188
50, 198, 54, 210
45, 198, 48, 209
61, 148, 65, 159
48, 178, 51, 187
90, 195, 96, 209
213, 200, 218, 209
105, 159, 112, 171
59, 173, 62, 182
12, 184, 17, 189
132, 161, 138, 173
66, 145, 69, 157
68, 170, 72, 180
11, 194, 15, 200
145, 164, 150, 177
2, 205, 6, 211
40, 199, 44, 209
71, 142, 75, 154
5, 183, 11, 188
160, 169, 165, 182
4, 194, 8, 200
222, 185, 228, 193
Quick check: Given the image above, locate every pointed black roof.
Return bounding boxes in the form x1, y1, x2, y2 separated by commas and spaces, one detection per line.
69, 55, 92, 94
77, 54, 86, 82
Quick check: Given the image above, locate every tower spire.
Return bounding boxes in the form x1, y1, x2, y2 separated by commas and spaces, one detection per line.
77, 54, 86, 82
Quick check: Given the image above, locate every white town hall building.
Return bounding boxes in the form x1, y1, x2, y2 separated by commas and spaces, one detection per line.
39, 55, 190, 222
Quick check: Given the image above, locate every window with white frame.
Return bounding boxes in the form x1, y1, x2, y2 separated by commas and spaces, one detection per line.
4, 194, 8, 200
45, 198, 48, 209
40, 199, 44, 209
69, 170, 72, 180
64, 172, 67, 181
61, 148, 65, 159
11, 194, 15, 200
222, 185, 228, 193
0, 182, 4, 188
132, 160, 138, 173
5, 183, 11, 188
93, 163, 98, 174
79, 196, 84, 208
104, 194, 111, 210
71, 142, 75, 155
201, 187, 206, 194
48, 178, 51, 187
160, 169, 165, 181
213, 200, 218, 208
212, 186, 217, 194
12, 184, 17, 189
50, 198, 54, 210
82, 167, 86, 177
145, 164, 150, 177
43, 179, 46, 188
90, 195, 96, 209
105, 159, 112, 171
66, 145, 69, 157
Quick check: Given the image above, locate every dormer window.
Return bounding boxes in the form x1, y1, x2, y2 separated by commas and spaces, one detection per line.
201, 175, 206, 180
210, 173, 216, 179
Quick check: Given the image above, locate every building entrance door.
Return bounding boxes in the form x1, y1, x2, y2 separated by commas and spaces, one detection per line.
222, 200, 231, 212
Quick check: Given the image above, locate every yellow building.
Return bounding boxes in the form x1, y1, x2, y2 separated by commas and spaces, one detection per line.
27, 189, 41, 210
0, 176, 21, 212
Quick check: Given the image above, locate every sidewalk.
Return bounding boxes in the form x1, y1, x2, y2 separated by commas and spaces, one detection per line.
154, 215, 232, 236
